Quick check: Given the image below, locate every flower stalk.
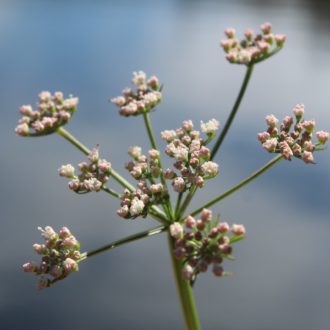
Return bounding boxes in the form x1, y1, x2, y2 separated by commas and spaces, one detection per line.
211, 63, 254, 160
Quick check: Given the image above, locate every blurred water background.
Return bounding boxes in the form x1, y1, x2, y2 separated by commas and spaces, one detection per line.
1, 0, 330, 329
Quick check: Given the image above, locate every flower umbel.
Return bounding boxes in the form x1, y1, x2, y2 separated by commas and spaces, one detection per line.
258, 104, 329, 164
111, 71, 162, 117
170, 210, 245, 284
15, 91, 78, 136
220, 22, 287, 65
23, 226, 81, 289
59, 145, 112, 193
162, 119, 220, 192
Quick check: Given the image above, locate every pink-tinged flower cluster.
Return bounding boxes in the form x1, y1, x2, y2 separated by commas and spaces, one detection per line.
162, 119, 220, 192
258, 104, 329, 164
111, 71, 162, 117
117, 181, 166, 219
59, 146, 112, 193
220, 22, 287, 65
117, 147, 169, 219
15, 91, 78, 136
23, 226, 80, 289
169, 209, 245, 283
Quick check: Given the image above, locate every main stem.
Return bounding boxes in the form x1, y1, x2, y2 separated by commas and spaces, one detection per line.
211, 64, 254, 160
167, 232, 201, 330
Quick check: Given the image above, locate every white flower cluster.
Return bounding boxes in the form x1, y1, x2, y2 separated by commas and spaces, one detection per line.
220, 22, 287, 65
258, 104, 329, 164
59, 146, 112, 193
15, 91, 78, 136
111, 71, 162, 117
162, 119, 220, 192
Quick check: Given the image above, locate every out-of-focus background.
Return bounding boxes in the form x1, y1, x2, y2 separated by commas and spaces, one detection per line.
1, 0, 329, 329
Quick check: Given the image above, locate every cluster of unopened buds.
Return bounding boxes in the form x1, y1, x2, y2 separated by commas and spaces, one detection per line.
111, 71, 162, 116
220, 22, 286, 65
117, 147, 168, 219
170, 209, 245, 283
22, 226, 81, 289
258, 104, 329, 164
15, 91, 78, 136
162, 119, 220, 192
59, 145, 112, 193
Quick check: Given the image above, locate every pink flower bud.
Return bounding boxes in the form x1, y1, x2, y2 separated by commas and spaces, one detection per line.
172, 177, 186, 193
257, 131, 270, 143
316, 131, 329, 144
147, 75, 159, 90
292, 103, 304, 119
23, 262, 36, 273
33, 244, 47, 255
231, 224, 246, 236
265, 114, 279, 128
260, 22, 272, 34
98, 159, 112, 173
224, 28, 236, 38
63, 258, 78, 273
58, 164, 75, 178
218, 222, 230, 233
15, 123, 29, 136
302, 151, 315, 164
88, 146, 99, 163
244, 28, 254, 40
275, 34, 287, 46
59, 227, 71, 239
302, 120, 315, 133
184, 216, 196, 229
262, 138, 278, 152
212, 264, 224, 277
200, 209, 212, 222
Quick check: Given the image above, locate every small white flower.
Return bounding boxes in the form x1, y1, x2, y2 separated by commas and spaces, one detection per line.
129, 197, 145, 216
132, 71, 147, 86
58, 164, 75, 178
201, 161, 219, 177
161, 130, 177, 142
200, 119, 220, 135
128, 146, 142, 159
262, 138, 278, 152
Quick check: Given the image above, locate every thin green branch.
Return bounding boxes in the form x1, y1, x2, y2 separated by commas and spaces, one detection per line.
178, 186, 197, 220
101, 186, 121, 198
211, 64, 254, 160
142, 112, 173, 218
175, 192, 183, 218
189, 154, 283, 218
79, 225, 168, 261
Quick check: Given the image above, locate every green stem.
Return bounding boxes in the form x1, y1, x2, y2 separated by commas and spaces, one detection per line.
101, 186, 121, 199
143, 112, 158, 151
142, 113, 173, 218
79, 225, 167, 261
178, 186, 197, 220
175, 192, 183, 218
189, 154, 283, 218
211, 64, 254, 160
167, 232, 201, 330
